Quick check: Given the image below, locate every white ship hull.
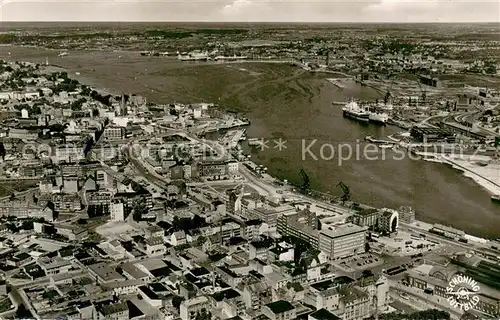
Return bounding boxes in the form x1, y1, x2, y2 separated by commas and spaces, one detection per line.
214, 56, 248, 61
369, 112, 389, 125
379, 144, 394, 149
341, 101, 370, 122
178, 52, 210, 61
343, 109, 370, 122
179, 56, 209, 61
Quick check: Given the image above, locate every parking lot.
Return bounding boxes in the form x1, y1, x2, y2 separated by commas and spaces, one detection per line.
335, 252, 383, 272
376, 230, 441, 256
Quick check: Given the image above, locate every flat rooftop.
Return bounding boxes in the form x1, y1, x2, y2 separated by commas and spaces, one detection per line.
88, 262, 124, 282
320, 223, 367, 238
265, 300, 294, 314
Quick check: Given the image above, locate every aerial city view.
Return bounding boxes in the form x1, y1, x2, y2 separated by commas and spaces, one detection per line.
0, 1, 499, 320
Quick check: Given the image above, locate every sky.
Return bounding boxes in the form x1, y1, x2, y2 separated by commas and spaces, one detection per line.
0, 0, 499, 22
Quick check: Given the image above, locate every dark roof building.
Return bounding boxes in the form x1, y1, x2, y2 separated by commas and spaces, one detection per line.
309, 308, 342, 320
265, 300, 294, 314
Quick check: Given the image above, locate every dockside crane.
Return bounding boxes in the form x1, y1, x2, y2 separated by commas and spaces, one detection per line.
417, 80, 427, 105
337, 182, 351, 204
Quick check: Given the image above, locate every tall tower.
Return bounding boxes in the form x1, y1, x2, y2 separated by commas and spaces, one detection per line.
120, 94, 126, 116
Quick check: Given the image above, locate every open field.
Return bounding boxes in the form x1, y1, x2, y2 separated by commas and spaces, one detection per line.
0, 181, 38, 198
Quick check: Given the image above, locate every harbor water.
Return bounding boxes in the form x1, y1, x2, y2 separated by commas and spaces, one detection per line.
2, 46, 499, 238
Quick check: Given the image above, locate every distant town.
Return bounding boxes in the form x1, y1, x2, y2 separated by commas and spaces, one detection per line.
0, 23, 499, 320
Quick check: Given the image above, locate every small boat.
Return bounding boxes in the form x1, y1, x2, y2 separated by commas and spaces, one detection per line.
379, 144, 394, 149
491, 195, 500, 203
476, 161, 489, 167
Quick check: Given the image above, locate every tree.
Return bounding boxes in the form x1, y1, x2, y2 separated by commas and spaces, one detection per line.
486, 64, 497, 74
71, 98, 86, 111
15, 304, 33, 319
365, 242, 370, 253
179, 181, 187, 194
194, 235, 207, 247
21, 220, 34, 230
171, 296, 184, 310
195, 309, 212, 320
379, 309, 450, 320
0, 142, 6, 160
31, 105, 41, 115
361, 269, 374, 278
299, 169, 310, 193
132, 197, 148, 221
384, 91, 391, 104
81, 85, 91, 96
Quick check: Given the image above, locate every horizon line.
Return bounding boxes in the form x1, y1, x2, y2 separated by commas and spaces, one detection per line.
1, 20, 499, 24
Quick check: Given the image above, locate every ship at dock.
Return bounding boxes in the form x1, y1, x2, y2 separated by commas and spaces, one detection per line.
339, 101, 389, 124
340, 101, 370, 122
491, 195, 500, 203
177, 51, 209, 61
214, 55, 249, 61
367, 105, 389, 125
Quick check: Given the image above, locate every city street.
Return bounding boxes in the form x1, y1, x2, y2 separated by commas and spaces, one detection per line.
390, 283, 463, 320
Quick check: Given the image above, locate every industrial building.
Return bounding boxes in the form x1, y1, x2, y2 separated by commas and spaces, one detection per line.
410, 126, 454, 143
277, 210, 367, 260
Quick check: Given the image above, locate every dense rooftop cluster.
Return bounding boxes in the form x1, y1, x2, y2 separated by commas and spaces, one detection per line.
0, 25, 499, 320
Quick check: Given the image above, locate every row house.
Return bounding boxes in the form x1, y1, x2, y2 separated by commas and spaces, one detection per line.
52, 193, 82, 212
102, 125, 126, 141
0, 200, 54, 221
180, 296, 210, 320
55, 224, 88, 241
54, 143, 86, 163
215, 264, 243, 288
100, 279, 144, 295
8, 128, 38, 140
87, 191, 113, 207
38, 257, 72, 276
242, 281, 272, 311
145, 237, 166, 257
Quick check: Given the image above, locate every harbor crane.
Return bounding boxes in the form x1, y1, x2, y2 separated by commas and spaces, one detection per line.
337, 182, 351, 204
417, 80, 427, 104
383, 72, 397, 105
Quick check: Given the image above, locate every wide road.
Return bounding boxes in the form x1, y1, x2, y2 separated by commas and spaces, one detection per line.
390, 284, 462, 320
125, 142, 169, 186
399, 222, 483, 252
124, 123, 493, 254
238, 163, 279, 197
5, 270, 88, 319
1, 287, 39, 320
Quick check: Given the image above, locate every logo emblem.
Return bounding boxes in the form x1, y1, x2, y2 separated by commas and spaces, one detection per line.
446, 275, 480, 311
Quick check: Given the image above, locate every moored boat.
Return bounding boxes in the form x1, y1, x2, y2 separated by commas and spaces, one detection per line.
491, 195, 500, 203
178, 51, 209, 61
379, 144, 394, 149
341, 101, 370, 122
369, 111, 389, 125
367, 105, 389, 125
